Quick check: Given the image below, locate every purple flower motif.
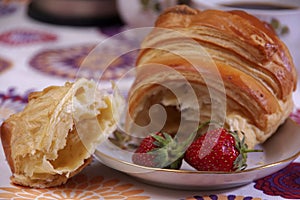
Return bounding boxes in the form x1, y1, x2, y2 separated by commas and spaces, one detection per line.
185, 194, 261, 200
0, 29, 57, 46
0, 88, 31, 124
29, 44, 137, 80
0, 3, 17, 17
254, 163, 300, 199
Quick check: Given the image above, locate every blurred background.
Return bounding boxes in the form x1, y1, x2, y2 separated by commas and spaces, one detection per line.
0, 0, 299, 89
18, 0, 300, 69
25, 0, 191, 27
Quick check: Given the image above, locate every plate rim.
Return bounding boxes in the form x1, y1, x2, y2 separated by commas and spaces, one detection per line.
94, 117, 300, 175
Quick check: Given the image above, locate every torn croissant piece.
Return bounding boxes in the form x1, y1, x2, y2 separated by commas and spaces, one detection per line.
126, 5, 297, 148
0, 78, 122, 188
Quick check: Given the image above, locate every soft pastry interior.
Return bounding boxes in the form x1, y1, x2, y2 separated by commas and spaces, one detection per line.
0, 78, 121, 188
126, 5, 297, 148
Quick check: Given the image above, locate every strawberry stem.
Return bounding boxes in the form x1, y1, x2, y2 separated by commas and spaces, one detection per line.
243, 149, 263, 153
198, 120, 211, 130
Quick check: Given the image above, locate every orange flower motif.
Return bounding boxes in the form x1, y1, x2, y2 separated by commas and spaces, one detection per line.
0, 174, 150, 200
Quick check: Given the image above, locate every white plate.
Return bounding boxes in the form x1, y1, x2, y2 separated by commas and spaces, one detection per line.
94, 118, 300, 190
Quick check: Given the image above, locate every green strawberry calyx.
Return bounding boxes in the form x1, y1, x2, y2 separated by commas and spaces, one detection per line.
230, 130, 263, 171
149, 132, 184, 169
146, 121, 211, 169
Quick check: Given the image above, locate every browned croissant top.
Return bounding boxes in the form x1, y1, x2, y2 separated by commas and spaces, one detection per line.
126, 5, 298, 147
137, 5, 297, 101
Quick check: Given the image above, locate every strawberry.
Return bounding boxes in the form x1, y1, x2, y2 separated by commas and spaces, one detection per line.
132, 132, 184, 169
184, 128, 262, 172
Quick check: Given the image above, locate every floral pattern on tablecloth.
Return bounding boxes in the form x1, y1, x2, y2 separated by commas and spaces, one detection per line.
0, 28, 57, 46
0, 56, 12, 73
254, 162, 300, 199
29, 43, 137, 80
0, 3, 17, 17
185, 195, 262, 200
0, 171, 150, 200
0, 88, 30, 124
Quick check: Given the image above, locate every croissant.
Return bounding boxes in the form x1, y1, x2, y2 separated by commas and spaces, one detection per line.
0, 78, 122, 188
126, 5, 297, 148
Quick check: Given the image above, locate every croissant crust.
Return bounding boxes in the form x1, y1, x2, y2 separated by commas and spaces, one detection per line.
126, 5, 297, 148
0, 78, 119, 188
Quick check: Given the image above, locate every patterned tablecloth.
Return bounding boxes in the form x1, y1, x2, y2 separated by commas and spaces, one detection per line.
0, 2, 299, 200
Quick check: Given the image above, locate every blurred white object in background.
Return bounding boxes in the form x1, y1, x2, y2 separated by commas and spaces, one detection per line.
117, 0, 190, 28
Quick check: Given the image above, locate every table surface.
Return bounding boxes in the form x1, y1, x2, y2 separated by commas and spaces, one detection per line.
0, 2, 299, 200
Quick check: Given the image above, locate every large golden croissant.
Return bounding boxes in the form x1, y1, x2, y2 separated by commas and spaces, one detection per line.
126, 5, 297, 148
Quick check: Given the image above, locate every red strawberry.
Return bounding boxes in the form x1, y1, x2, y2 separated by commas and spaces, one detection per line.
184, 128, 262, 172
132, 132, 184, 169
